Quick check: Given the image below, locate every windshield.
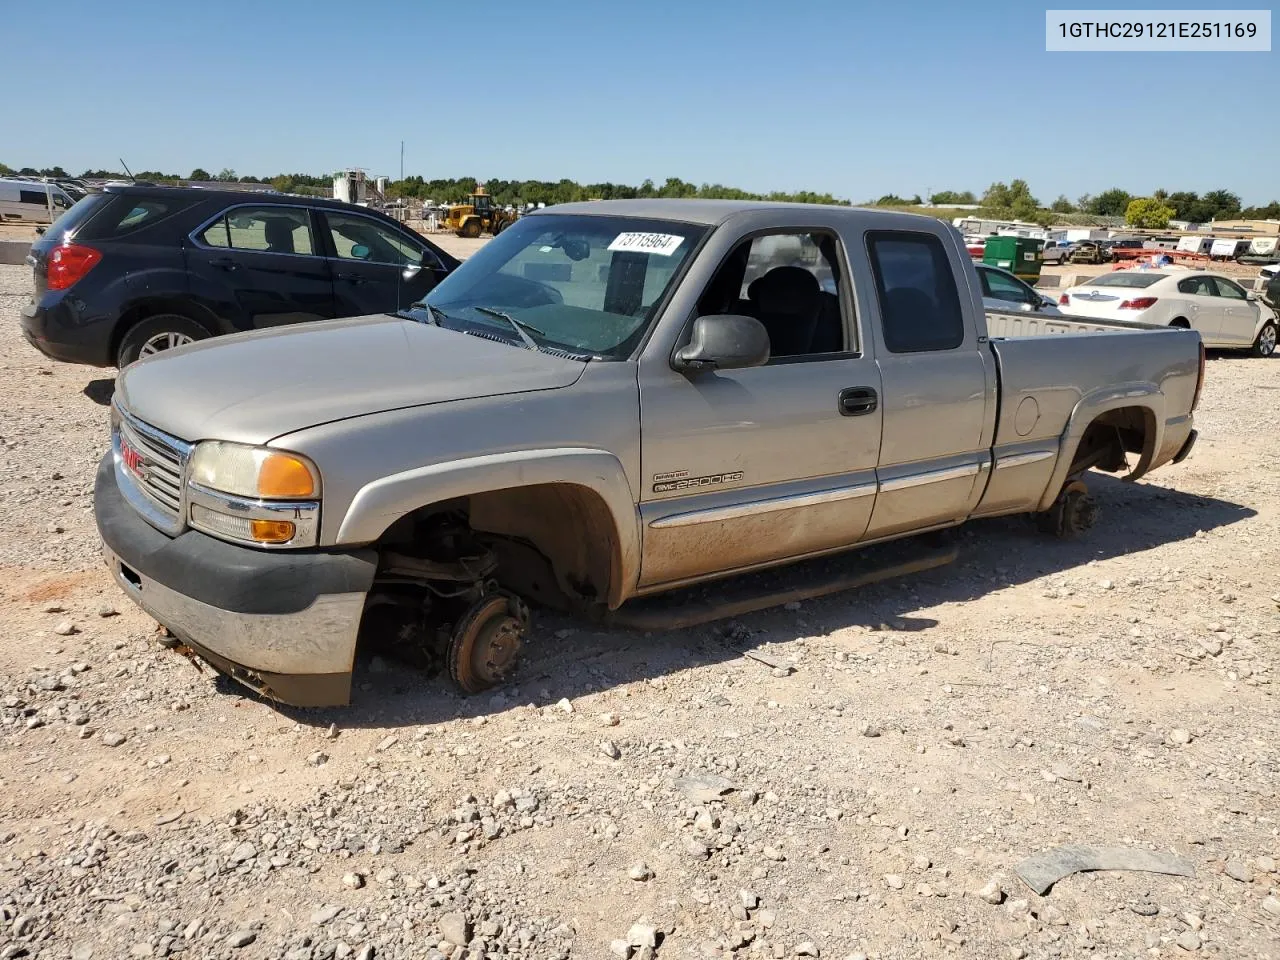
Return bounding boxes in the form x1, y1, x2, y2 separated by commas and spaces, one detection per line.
1084, 273, 1164, 288
421, 213, 707, 360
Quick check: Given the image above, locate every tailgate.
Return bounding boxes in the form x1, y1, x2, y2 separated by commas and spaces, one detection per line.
985, 309, 1156, 338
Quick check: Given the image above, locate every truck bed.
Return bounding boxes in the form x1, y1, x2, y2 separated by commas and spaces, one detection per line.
985, 308, 1159, 339
985, 317, 1201, 488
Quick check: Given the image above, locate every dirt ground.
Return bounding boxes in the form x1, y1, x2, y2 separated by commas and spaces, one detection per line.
1, 260, 1278, 960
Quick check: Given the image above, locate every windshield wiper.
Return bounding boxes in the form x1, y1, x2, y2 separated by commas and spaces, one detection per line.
395, 302, 449, 326
474, 305, 544, 351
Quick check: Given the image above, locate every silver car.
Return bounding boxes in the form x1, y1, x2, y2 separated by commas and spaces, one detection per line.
976, 263, 1061, 315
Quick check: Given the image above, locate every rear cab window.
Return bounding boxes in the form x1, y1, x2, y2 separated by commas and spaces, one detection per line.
866, 231, 965, 353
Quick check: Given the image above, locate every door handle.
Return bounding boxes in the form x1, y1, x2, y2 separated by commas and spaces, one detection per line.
209, 257, 239, 270
839, 386, 878, 417
335, 272, 368, 284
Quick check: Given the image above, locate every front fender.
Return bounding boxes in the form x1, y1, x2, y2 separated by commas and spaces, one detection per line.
333, 447, 641, 607
1036, 383, 1164, 511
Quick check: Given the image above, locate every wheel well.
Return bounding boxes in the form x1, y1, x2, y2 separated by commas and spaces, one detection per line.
1069, 405, 1156, 478
1169, 317, 1190, 328
376, 483, 622, 611
112, 299, 219, 360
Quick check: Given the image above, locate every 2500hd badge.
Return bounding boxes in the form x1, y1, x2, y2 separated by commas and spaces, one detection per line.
652, 471, 745, 493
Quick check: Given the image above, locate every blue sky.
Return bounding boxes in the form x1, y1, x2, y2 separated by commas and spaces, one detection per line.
4, 0, 1275, 203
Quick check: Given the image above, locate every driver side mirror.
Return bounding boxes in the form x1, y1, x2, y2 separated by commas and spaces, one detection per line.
673, 314, 771, 373
350, 244, 371, 259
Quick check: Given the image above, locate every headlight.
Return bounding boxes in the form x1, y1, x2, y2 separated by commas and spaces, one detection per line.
189, 441, 319, 500
186, 441, 320, 548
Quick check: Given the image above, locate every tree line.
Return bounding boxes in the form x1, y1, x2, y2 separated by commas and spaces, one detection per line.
1, 164, 849, 207
6, 161, 1279, 225
925, 182, 1277, 228
385, 176, 850, 207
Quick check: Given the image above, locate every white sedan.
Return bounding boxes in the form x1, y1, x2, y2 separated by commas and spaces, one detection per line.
1059, 269, 1277, 356
975, 263, 1061, 315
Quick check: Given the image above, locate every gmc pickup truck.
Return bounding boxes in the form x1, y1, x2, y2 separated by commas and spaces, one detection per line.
93, 200, 1204, 707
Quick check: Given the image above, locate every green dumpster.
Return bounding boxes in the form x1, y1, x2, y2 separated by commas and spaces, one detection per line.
982, 236, 1045, 282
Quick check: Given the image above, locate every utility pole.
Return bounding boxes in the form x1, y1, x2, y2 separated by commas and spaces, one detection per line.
400, 141, 404, 182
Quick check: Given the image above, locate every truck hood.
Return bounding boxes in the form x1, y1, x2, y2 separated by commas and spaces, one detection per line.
115, 314, 588, 444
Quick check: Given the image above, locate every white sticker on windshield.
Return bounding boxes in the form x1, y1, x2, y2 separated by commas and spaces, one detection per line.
607, 232, 684, 256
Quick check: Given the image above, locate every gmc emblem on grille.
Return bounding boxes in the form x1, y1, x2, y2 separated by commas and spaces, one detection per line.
120, 436, 148, 480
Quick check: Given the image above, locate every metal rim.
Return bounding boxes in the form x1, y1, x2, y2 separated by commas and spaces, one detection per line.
448, 594, 525, 692
1259, 324, 1276, 356
138, 331, 195, 357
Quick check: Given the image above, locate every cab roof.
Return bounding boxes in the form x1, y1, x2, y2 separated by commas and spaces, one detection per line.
535, 198, 949, 229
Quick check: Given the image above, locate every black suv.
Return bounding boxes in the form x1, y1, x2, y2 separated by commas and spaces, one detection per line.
22, 185, 460, 367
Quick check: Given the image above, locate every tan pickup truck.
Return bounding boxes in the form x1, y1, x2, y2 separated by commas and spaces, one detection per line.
93, 200, 1204, 706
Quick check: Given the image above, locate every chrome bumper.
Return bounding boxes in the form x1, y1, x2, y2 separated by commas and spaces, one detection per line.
103, 543, 365, 707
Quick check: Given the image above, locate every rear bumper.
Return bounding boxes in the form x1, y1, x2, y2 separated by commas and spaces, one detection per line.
94, 453, 377, 707
21, 298, 115, 366
1172, 428, 1197, 464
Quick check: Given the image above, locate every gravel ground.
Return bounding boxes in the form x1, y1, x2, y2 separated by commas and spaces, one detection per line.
1, 261, 1278, 960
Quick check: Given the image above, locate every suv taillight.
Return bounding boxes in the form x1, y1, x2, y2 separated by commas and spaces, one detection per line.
1119, 297, 1158, 310
46, 243, 101, 291
1192, 340, 1206, 411
1058, 294, 1070, 305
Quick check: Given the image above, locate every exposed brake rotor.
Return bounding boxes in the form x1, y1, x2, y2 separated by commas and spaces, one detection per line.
1037, 479, 1098, 540
448, 592, 530, 693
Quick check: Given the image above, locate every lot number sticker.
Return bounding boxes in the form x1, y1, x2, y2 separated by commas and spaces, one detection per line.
608, 232, 684, 256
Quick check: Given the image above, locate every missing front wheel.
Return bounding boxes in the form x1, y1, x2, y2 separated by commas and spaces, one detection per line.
357, 520, 531, 692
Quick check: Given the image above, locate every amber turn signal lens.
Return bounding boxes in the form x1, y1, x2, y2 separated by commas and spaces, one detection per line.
257, 454, 315, 498
250, 519, 296, 543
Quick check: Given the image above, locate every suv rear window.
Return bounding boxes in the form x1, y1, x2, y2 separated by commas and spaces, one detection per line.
78, 196, 179, 239
38, 193, 110, 239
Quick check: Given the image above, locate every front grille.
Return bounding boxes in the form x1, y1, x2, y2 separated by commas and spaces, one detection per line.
114, 411, 193, 526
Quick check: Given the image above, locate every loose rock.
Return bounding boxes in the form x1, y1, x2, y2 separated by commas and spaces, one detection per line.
438, 911, 470, 946
977, 877, 1004, 905
1224, 860, 1253, 883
